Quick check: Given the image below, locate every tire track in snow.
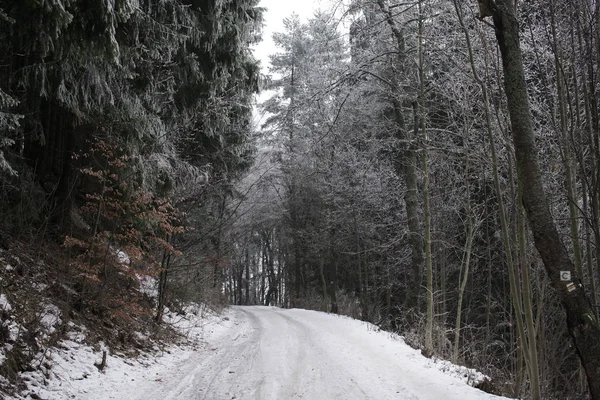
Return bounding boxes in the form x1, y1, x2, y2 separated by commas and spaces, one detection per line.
270, 308, 371, 399
134, 306, 509, 400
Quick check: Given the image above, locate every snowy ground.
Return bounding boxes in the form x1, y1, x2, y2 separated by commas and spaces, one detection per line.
12, 306, 511, 400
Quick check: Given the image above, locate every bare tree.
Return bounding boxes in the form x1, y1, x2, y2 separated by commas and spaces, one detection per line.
478, 0, 600, 397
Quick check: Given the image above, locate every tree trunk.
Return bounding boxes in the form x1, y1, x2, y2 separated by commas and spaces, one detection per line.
517, 192, 541, 400
354, 210, 368, 320
261, 249, 266, 305
330, 258, 339, 314
245, 248, 250, 305
264, 231, 277, 307
417, 0, 433, 357
212, 195, 226, 288
376, 0, 424, 313
155, 245, 171, 324
319, 256, 328, 312
453, 200, 475, 364
483, 1, 600, 397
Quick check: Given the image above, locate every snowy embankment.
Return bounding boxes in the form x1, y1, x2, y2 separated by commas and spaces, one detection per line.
6, 305, 511, 400
7, 304, 232, 400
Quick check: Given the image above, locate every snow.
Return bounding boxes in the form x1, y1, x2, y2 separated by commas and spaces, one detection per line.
116, 250, 130, 265
0, 294, 12, 311
137, 274, 158, 299
7, 306, 511, 400
0, 294, 14, 366
39, 304, 62, 336
9, 305, 231, 400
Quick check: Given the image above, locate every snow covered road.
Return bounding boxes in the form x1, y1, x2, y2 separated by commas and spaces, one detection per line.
132, 306, 508, 400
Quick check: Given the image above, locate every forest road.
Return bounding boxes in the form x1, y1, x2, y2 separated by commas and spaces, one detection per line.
134, 306, 508, 400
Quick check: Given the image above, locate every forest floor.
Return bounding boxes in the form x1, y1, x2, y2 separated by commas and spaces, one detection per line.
9, 305, 511, 400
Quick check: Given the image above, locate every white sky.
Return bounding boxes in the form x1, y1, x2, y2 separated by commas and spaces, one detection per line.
252, 0, 324, 74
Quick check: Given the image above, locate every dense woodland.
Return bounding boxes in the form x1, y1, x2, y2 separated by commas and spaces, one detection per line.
1, 0, 600, 399
0, 0, 263, 392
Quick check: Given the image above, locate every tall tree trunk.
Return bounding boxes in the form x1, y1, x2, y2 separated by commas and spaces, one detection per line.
261, 249, 266, 305
277, 234, 284, 306
330, 258, 339, 314
455, 2, 540, 395
155, 239, 172, 324
453, 127, 476, 363
377, 0, 424, 313
453, 206, 474, 364
482, 1, 600, 397
245, 247, 250, 305
516, 190, 541, 399
417, 0, 433, 357
264, 231, 277, 306
236, 259, 243, 306
212, 195, 226, 288
354, 210, 368, 320
328, 223, 339, 314
319, 256, 328, 312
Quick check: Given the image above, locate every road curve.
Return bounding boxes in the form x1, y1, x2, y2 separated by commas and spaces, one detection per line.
135, 306, 509, 400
